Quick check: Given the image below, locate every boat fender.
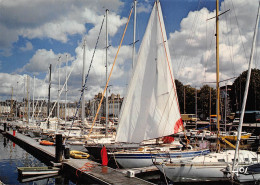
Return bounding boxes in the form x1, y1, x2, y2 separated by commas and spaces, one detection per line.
187, 145, 193, 150
101, 146, 108, 166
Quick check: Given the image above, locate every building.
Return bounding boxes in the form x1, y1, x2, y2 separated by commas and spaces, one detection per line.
87, 93, 123, 118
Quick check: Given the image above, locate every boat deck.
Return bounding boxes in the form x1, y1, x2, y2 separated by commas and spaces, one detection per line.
0, 126, 153, 185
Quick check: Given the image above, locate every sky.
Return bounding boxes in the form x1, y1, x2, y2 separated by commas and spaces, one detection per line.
0, 0, 259, 103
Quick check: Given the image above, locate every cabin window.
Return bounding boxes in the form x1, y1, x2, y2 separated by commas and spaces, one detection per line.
218, 159, 225, 162
147, 149, 160, 151
252, 158, 257, 161
245, 158, 249, 161
170, 148, 181, 151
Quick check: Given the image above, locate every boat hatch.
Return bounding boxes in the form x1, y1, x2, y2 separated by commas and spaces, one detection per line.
170, 148, 181, 151
147, 148, 161, 151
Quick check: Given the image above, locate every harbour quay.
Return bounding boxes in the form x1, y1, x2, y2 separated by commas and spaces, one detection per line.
0, 125, 154, 185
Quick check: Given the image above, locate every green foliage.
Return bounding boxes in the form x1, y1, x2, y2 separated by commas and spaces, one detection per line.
175, 79, 184, 113
174, 69, 260, 120
230, 68, 260, 112
198, 85, 216, 119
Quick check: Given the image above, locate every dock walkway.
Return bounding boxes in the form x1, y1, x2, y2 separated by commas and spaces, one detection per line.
0, 126, 153, 185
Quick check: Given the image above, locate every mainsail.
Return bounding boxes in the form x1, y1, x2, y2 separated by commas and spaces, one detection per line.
115, 1, 182, 143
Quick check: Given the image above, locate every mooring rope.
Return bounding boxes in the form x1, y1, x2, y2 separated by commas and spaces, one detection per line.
76, 162, 97, 176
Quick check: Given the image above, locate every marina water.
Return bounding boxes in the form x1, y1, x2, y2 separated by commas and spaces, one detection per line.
0, 134, 74, 185
0, 132, 256, 185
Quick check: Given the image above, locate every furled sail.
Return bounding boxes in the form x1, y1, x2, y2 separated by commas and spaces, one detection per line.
115, 1, 182, 143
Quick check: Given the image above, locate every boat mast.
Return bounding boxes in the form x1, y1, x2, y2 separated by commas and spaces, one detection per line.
32, 75, 35, 123
16, 81, 18, 119
209, 87, 211, 131
105, 9, 109, 137
82, 39, 86, 126
195, 87, 197, 129
10, 87, 13, 118
65, 55, 68, 124
57, 56, 61, 127
231, 0, 260, 175
224, 83, 227, 132
27, 75, 30, 125
132, 0, 137, 69
216, 0, 220, 152
47, 64, 52, 129
184, 86, 186, 114
23, 77, 26, 121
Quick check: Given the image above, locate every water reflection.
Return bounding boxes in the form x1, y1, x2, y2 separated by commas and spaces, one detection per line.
3, 137, 7, 147
0, 134, 74, 185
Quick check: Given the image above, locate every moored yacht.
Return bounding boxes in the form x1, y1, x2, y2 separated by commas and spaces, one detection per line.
154, 149, 259, 182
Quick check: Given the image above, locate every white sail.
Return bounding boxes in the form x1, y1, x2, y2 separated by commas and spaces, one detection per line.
115, 1, 182, 143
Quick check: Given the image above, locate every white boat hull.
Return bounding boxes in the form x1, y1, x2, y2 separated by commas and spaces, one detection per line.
234, 164, 260, 182
156, 163, 229, 182
114, 149, 210, 169
155, 150, 260, 182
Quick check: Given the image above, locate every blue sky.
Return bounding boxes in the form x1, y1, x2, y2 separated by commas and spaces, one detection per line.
0, 0, 259, 101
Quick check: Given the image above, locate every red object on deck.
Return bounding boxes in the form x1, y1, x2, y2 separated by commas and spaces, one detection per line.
101, 146, 108, 166
162, 136, 175, 144
13, 130, 16, 136
40, 140, 54, 146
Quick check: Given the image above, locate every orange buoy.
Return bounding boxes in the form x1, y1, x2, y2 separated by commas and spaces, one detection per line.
40, 140, 55, 146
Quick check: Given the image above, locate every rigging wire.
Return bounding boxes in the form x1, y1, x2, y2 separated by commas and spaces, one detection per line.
223, 1, 236, 78
203, 3, 208, 85
64, 14, 106, 141
175, 0, 203, 81
203, 17, 216, 85
230, 0, 249, 64
156, 1, 184, 135
86, 6, 133, 139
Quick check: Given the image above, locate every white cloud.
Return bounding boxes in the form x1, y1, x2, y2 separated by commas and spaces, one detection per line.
17, 49, 73, 75
20, 41, 33, 51
0, 0, 124, 55
51, 42, 132, 101
0, 0, 132, 101
168, 0, 259, 87
137, 1, 152, 14
1, 0, 260, 103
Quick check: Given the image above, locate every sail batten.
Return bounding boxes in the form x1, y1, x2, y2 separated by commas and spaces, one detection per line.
115, 1, 182, 143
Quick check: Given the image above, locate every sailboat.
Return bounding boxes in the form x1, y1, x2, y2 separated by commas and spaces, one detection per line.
110, 0, 210, 169
154, 0, 260, 182
228, 0, 260, 183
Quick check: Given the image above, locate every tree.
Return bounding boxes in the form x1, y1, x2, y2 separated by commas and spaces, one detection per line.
175, 80, 196, 114
184, 85, 196, 114
175, 79, 184, 113
230, 68, 260, 112
197, 85, 216, 119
